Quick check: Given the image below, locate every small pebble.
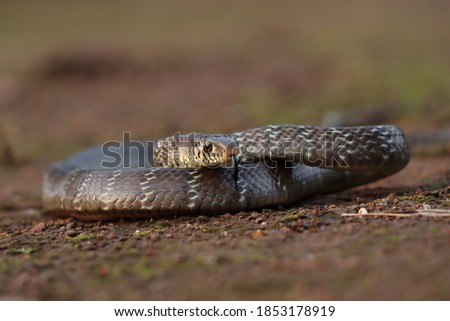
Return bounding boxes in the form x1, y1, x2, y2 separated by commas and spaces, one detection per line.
422, 204, 431, 210
65, 230, 79, 237
378, 198, 389, 207
358, 207, 368, 215
66, 222, 75, 229
387, 193, 396, 201
91, 226, 101, 232
250, 229, 263, 239
31, 222, 46, 233
249, 213, 259, 219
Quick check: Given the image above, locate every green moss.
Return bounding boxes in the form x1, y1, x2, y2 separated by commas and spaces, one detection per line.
429, 225, 440, 235
133, 230, 151, 237
133, 263, 157, 279
413, 195, 431, 203
12, 247, 33, 255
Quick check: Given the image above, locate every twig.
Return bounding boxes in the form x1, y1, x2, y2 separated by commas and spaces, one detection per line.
341, 209, 450, 218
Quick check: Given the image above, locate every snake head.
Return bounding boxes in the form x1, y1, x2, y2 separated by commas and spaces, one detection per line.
154, 133, 240, 169
196, 135, 240, 168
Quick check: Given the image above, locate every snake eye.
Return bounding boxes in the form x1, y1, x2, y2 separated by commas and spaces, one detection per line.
203, 141, 213, 153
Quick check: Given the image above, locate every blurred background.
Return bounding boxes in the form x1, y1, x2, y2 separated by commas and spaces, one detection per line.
0, 0, 449, 164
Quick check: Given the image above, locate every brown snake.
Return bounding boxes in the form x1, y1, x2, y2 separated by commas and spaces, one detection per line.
43, 125, 410, 220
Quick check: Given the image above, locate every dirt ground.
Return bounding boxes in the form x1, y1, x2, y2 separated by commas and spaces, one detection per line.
0, 0, 449, 300
0, 155, 449, 300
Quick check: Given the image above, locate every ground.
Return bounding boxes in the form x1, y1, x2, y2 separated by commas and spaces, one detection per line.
0, 157, 448, 300
0, 0, 449, 300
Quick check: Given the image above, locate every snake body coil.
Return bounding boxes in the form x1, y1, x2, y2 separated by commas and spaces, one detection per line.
43, 125, 410, 220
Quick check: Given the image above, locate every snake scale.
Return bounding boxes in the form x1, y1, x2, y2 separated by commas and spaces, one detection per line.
43, 125, 410, 220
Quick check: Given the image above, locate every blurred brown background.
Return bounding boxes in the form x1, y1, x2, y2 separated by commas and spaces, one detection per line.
0, 0, 449, 162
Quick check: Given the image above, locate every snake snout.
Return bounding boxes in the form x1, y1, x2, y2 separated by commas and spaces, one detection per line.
228, 146, 240, 158
225, 145, 240, 167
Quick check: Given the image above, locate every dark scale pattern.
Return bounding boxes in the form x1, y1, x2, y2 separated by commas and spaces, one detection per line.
43, 125, 410, 220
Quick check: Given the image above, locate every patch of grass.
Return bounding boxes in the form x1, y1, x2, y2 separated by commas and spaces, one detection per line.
429, 225, 440, 235
151, 220, 171, 231
133, 230, 151, 237
413, 195, 432, 203
12, 247, 33, 255
274, 212, 308, 228
0, 257, 23, 272
201, 226, 221, 234
0, 232, 12, 238
133, 263, 157, 279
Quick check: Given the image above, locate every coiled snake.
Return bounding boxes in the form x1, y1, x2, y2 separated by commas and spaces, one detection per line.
43, 125, 410, 220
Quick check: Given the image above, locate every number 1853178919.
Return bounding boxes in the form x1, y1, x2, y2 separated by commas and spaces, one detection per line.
256, 305, 335, 317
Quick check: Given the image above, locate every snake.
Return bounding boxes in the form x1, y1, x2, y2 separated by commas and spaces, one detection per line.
43, 125, 410, 220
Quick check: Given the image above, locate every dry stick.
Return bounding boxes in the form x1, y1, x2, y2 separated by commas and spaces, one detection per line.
341, 209, 450, 218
